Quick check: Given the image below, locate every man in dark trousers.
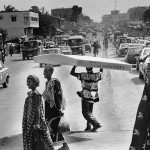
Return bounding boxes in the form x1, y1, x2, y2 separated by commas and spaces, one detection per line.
70, 66, 103, 132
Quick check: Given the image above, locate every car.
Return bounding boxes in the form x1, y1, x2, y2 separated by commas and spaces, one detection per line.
68, 35, 85, 55
39, 47, 61, 67
84, 43, 92, 53
116, 43, 129, 56
44, 41, 55, 48
0, 60, 10, 88
58, 45, 72, 55
125, 46, 144, 64
138, 47, 150, 79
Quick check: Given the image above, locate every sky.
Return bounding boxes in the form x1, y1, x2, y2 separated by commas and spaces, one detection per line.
0, 0, 150, 22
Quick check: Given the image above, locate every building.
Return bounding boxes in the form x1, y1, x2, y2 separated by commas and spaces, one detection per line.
102, 10, 129, 25
0, 11, 39, 38
51, 8, 72, 21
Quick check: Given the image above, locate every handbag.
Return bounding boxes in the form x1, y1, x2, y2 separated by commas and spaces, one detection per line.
58, 116, 70, 133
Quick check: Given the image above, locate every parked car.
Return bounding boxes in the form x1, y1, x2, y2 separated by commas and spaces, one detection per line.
84, 43, 92, 53
0, 60, 10, 88
68, 35, 85, 55
125, 46, 143, 64
39, 47, 61, 67
138, 47, 150, 79
58, 45, 72, 55
128, 43, 145, 48
116, 43, 129, 56
21, 40, 43, 60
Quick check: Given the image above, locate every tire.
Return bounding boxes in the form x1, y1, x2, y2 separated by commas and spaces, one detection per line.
136, 63, 139, 71
23, 55, 25, 60
3, 77, 9, 88
139, 71, 143, 79
39, 63, 43, 68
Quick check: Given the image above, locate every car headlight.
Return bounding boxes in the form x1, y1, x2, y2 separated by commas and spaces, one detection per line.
79, 47, 82, 50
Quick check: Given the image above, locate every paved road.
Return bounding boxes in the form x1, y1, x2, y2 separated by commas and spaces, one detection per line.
0, 43, 145, 150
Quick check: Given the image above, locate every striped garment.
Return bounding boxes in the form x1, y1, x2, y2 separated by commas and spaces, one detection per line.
22, 90, 53, 150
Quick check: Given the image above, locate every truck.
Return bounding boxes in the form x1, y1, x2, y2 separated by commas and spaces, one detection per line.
21, 40, 43, 60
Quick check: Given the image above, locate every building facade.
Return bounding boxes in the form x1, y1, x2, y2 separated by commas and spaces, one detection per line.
102, 10, 129, 25
0, 11, 39, 38
51, 8, 72, 21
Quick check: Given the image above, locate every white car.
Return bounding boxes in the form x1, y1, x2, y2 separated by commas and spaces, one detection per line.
39, 47, 61, 67
139, 47, 150, 79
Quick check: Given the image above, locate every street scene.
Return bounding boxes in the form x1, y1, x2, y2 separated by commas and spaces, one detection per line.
0, 0, 150, 150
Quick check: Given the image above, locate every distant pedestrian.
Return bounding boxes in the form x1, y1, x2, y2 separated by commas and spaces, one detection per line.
93, 41, 98, 57
9, 44, 14, 57
70, 66, 103, 132
42, 65, 70, 150
103, 36, 108, 50
129, 61, 150, 150
22, 75, 54, 150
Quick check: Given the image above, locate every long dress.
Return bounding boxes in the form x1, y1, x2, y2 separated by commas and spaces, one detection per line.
129, 74, 150, 150
22, 90, 53, 150
42, 78, 66, 144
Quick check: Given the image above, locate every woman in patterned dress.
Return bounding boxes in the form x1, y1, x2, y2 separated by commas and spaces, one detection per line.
42, 65, 70, 150
129, 60, 150, 150
22, 75, 55, 150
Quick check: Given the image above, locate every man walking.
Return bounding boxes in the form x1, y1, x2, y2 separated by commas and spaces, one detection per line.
70, 66, 103, 132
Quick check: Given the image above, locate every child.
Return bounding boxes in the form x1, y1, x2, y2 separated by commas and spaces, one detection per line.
22, 75, 55, 150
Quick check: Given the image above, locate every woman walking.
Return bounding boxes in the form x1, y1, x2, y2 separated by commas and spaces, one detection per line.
22, 75, 54, 150
129, 61, 150, 150
42, 65, 69, 150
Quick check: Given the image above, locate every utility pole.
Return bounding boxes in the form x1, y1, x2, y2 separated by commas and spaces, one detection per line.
115, 0, 117, 10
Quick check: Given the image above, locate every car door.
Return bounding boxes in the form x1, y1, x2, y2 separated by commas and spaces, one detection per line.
0, 61, 7, 84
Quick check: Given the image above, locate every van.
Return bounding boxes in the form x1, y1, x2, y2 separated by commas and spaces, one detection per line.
68, 35, 85, 55
21, 40, 43, 60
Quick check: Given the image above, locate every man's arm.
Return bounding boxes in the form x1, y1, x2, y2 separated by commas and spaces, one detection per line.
70, 66, 79, 77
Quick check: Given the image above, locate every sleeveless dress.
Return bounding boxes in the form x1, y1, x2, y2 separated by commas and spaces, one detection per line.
22, 90, 53, 150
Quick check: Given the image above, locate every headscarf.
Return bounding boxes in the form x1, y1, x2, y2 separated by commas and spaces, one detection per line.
27, 75, 40, 87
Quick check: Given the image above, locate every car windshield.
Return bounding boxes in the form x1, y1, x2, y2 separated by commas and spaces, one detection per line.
68, 39, 83, 46
143, 49, 150, 55
121, 44, 129, 48
22, 41, 37, 48
128, 47, 142, 54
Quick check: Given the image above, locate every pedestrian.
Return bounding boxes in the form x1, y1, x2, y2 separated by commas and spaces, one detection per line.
42, 65, 70, 150
103, 36, 108, 50
22, 75, 55, 150
9, 44, 14, 57
93, 41, 98, 57
70, 66, 103, 132
129, 60, 150, 150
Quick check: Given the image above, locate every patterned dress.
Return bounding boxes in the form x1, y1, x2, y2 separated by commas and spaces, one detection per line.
42, 78, 66, 144
22, 90, 53, 150
129, 74, 150, 150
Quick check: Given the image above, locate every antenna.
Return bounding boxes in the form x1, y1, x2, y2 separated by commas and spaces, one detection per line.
115, 0, 117, 10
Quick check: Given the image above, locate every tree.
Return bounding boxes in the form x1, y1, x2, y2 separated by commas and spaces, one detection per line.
29, 6, 41, 14
70, 5, 82, 23
4, 5, 18, 12
0, 28, 7, 41
143, 7, 150, 23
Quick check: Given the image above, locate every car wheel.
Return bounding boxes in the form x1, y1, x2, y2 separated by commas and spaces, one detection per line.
136, 63, 139, 71
39, 63, 43, 68
3, 77, 9, 88
139, 71, 143, 79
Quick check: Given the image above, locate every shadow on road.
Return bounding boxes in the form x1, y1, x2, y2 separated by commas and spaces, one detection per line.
131, 77, 144, 85
0, 133, 92, 149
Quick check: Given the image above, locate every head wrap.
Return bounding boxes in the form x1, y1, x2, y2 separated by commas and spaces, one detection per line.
27, 75, 40, 87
